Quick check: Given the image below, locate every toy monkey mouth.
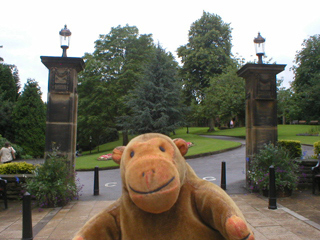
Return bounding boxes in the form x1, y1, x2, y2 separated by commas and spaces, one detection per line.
129, 176, 175, 194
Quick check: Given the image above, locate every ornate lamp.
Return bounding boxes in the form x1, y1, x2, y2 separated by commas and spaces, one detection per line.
59, 25, 71, 57
253, 32, 265, 64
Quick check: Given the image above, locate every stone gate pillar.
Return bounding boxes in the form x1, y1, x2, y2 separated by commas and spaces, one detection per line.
237, 63, 286, 188
41, 56, 85, 171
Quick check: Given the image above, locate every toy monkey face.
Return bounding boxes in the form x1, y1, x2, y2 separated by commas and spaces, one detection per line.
112, 134, 188, 214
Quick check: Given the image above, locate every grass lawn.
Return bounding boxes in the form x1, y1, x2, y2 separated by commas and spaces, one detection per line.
76, 127, 240, 170
75, 125, 320, 170
204, 125, 320, 145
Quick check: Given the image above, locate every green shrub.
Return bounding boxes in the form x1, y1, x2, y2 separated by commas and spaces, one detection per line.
26, 153, 82, 208
20, 154, 33, 160
248, 143, 300, 192
278, 140, 302, 159
0, 162, 36, 174
314, 141, 320, 156
308, 126, 320, 135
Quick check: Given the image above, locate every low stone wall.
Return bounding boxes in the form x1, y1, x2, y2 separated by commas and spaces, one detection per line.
0, 174, 34, 200
298, 159, 318, 188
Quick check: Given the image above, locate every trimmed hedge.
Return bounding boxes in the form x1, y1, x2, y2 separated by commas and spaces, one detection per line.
278, 140, 302, 159
314, 141, 320, 156
0, 162, 36, 174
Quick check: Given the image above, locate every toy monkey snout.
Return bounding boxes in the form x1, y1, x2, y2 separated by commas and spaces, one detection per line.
125, 157, 181, 213
126, 158, 176, 194
130, 167, 176, 194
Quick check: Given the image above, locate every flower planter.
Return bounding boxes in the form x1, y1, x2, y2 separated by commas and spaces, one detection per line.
0, 174, 34, 200
262, 187, 293, 198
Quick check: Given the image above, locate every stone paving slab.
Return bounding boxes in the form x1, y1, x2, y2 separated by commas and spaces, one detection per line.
1, 193, 320, 240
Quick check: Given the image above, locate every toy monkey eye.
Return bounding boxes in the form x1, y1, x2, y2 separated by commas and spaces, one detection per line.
159, 146, 165, 152
130, 151, 135, 158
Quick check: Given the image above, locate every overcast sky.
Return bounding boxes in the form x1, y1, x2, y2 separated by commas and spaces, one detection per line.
1, 0, 319, 101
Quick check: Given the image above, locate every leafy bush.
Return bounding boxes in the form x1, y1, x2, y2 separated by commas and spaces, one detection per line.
278, 140, 302, 159
20, 154, 33, 160
314, 141, 320, 156
0, 162, 36, 174
308, 126, 320, 135
248, 143, 300, 192
26, 153, 82, 207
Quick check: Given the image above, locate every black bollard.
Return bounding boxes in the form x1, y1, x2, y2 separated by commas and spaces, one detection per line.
268, 165, 277, 209
221, 161, 226, 190
94, 166, 99, 196
22, 192, 33, 240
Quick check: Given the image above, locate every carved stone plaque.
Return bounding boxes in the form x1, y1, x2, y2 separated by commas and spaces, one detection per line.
50, 68, 70, 91
257, 73, 272, 99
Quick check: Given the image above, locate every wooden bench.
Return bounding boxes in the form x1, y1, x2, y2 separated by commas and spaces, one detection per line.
310, 120, 319, 125
312, 160, 320, 194
299, 120, 307, 124
292, 120, 299, 124
0, 178, 8, 209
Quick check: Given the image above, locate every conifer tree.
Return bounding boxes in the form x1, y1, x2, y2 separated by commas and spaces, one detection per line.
0, 63, 20, 140
12, 79, 46, 157
125, 45, 184, 135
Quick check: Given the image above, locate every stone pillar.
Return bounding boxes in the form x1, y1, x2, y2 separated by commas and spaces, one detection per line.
41, 56, 85, 171
237, 63, 286, 188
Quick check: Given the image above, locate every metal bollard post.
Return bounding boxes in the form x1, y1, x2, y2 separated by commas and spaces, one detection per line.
22, 192, 33, 240
268, 165, 277, 209
94, 166, 99, 196
221, 161, 226, 190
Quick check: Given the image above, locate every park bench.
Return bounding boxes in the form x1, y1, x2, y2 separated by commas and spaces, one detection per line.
292, 120, 299, 124
312, 160, 320, 194
298, 120, 307, 124
0, 178, 8, 209
310, 120, 319, 125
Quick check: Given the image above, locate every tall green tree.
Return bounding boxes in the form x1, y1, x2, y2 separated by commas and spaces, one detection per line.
204, 66, 245, 128
124, 45, 184, 135
78, 25, 154, 147
291, 34, 320, 120
276, 79, 300, 124
0, 63, 20, 140
177, 11, 234, 104
12, 79, 46, 157
0, 63, 18, 102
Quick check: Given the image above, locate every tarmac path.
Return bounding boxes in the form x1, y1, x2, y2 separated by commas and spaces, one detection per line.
76, 136, 315, 201
76, 136, 247, 201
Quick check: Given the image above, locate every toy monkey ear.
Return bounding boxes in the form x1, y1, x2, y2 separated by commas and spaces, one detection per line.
112, 146, 125, 165
173, 138, 188, 156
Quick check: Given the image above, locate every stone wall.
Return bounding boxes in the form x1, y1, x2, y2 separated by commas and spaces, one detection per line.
0, 174, 34, 200
298, 159, 318, 188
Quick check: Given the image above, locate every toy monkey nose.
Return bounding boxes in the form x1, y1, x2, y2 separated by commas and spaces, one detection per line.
142, 169, 155, 177
142, 169, 156, 188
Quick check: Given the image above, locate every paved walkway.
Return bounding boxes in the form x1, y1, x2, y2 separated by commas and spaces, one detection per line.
1, 136, 320, 239
1, 192, 319, 240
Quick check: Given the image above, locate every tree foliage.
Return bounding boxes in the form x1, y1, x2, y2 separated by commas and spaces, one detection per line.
77, 25, 154, 148
0, 63, 19, 102
277, 79, 301, 124
124, 45, 184, 135
204, 66, 245, 127
0, 63, 20, 140
291, 34, 320, 120
177, 11, 234, 104
12, 79, 46, 157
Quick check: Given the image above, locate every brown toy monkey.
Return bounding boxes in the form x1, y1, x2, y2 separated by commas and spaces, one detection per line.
73, 133, 254, 240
